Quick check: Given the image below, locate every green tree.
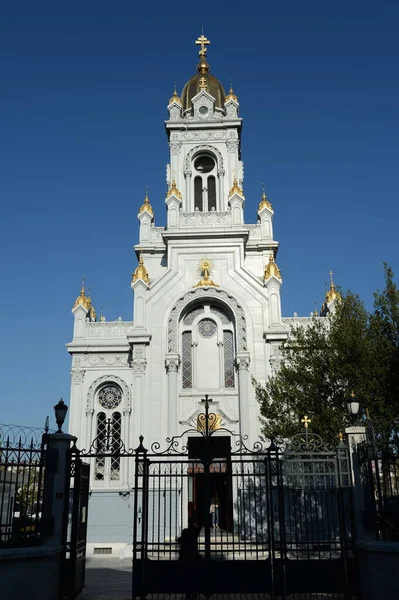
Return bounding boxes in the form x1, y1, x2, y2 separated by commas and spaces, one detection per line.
254, 269, 399, 446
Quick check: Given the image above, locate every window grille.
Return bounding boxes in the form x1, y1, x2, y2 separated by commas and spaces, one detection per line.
110, 412, 121, 480
182, 331, 192, 388
224, 331, 235, 388
194, 177, 203, 211
95, 412, 106, 481
208, 176, 216, 210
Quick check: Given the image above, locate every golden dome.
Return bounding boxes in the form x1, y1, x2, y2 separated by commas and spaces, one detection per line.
264, 252, 282, 282
181, 34, 226, 111
225, 85, 238, 103
325, 271, 341, 304
132, 250, 150, 285
138, 190, 154, 217
169, 85, 181, 106
89, 304, 96, 321
166, 179, 182, 200
258, 186, 273, 212
73, 280, 91, 310
229, 176, 244, 197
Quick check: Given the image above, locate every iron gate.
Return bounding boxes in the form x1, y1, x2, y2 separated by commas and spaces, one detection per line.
61, 443, 90, 599
132, 400, 357, 599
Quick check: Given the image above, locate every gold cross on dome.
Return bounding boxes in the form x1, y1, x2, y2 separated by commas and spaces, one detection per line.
301, 415, 311, 429
195, 33, 210, 55
199, 76, 207, 90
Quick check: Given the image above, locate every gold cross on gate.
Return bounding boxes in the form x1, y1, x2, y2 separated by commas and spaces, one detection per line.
195, 34, 210, 55
301, 415, 311, 429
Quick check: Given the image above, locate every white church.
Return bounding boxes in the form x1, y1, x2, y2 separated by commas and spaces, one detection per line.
67, 34, 339, 549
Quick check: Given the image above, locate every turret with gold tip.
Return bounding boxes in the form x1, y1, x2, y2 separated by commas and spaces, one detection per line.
258, 185, 274, 240
228, 176, 245, 226
132, 249, 150, 286
225, 83, 239, 117
264, 251, 282, 282
225, 84, 238, 104
73, 279, 90, 311
138, 189, 154, 244
228, 176, 244, 198
165, 179, 182, 229
321, 271, 341, 316
168, 84, 182, 121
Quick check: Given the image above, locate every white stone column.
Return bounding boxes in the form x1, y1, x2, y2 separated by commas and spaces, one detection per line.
69, 367, 85, 439
85, 408, 94, 451
165, 354, 180, 439
236, 353, 251, 439
184, 171, 192, 211
218, 169, 225, 210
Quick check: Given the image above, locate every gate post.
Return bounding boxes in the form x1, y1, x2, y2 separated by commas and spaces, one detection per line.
42, 432, 76, 545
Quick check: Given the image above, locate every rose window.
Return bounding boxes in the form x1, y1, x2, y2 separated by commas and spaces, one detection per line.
98, 385, 122, 409
198, 318, 217, 338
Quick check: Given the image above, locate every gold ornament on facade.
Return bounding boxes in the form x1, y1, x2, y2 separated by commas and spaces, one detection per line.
225, 84, 238, 103
194, 258, 219, 287
138, 190, 154, 216
169, 84, 181, 105
258, 184, 273, 212
197, 412, 222, 432
132, 250, 150, 285
166, 179, 182, 200
229, 176, 244, 197
264, 251, 282, 282
325, 270, 341, 304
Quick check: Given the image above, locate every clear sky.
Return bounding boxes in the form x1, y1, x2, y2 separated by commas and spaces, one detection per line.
1, 1, 398, 428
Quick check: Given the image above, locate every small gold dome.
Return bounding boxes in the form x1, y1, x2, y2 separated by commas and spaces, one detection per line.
225, 85, 238, 103
89, 304, 96, 321
325, 271, 341, 304
169, 85, 181, 106
229, 176, 244, 197
264, 252, 282, 282
132, 250, 150, 285
258, 187, 273, 213
73, 280, 91, 310
166, 179, 182, 200
138, 191, 154, 217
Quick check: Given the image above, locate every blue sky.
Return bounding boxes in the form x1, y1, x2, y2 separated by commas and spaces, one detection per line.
1, 2, 398, 428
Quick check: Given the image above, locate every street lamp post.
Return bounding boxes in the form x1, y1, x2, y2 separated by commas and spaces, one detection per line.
54, 399, 68, 433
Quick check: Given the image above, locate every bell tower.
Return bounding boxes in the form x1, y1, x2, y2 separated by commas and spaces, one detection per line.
165, 33, 243, 219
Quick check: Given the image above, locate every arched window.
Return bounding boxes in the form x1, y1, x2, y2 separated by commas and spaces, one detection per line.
94, 384, 123, 484
192, 154, 219, 211
180, 303, 236, 390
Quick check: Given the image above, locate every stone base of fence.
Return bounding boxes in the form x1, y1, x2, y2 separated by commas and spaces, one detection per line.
0, 542, 62, 600
356, 539, 399, 600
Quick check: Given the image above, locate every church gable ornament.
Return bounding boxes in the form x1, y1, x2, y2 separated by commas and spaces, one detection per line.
168, 287, 247, 354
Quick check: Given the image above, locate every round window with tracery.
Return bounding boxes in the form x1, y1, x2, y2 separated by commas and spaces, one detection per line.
98, 385, 122, 409
198, 318, 217, 338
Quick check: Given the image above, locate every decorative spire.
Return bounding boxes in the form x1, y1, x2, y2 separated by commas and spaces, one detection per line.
195, 33, 211, 74
264, 251, 282, 282
325, 270, 341, 303
166, 178, 182, 200
229, 175, 244, 197
225, 82, 238, 103
258, 183, 273, 212
100, 306, 105, 322
169, 83, 181, 106
138, 189, 154, 216
73, 277, 91, 310
132, 249, 150, 285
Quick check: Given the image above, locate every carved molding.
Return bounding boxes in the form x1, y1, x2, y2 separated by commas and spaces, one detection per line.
132, 346, 147, 373
71, 369, 85, 382
86, 374, 131, 411
74, 354, 129, 368
185, 144, 224, 172
168, 288, 247, 354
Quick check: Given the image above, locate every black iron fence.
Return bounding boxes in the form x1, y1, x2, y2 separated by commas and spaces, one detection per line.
359, 434, 399, 541
0, 423, 48, 548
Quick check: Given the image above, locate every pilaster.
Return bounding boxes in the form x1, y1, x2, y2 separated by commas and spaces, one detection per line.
236, 352, 251, 439
165, 353, 180, 439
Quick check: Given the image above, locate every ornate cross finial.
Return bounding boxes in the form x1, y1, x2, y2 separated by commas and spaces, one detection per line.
199, 76, 207, 90
195, 33, 210, 55
338, 432, 344, 442
301, 415, 311, 429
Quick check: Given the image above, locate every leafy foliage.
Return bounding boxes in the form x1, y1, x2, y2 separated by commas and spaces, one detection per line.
254, 265, 399, 446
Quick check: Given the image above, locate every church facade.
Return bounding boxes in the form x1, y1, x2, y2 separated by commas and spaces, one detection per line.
67, 35, 338, 551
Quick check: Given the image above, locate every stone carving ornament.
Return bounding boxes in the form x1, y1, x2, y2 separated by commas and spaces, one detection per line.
168, 287, 247, 354
185, 145, 224, 173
